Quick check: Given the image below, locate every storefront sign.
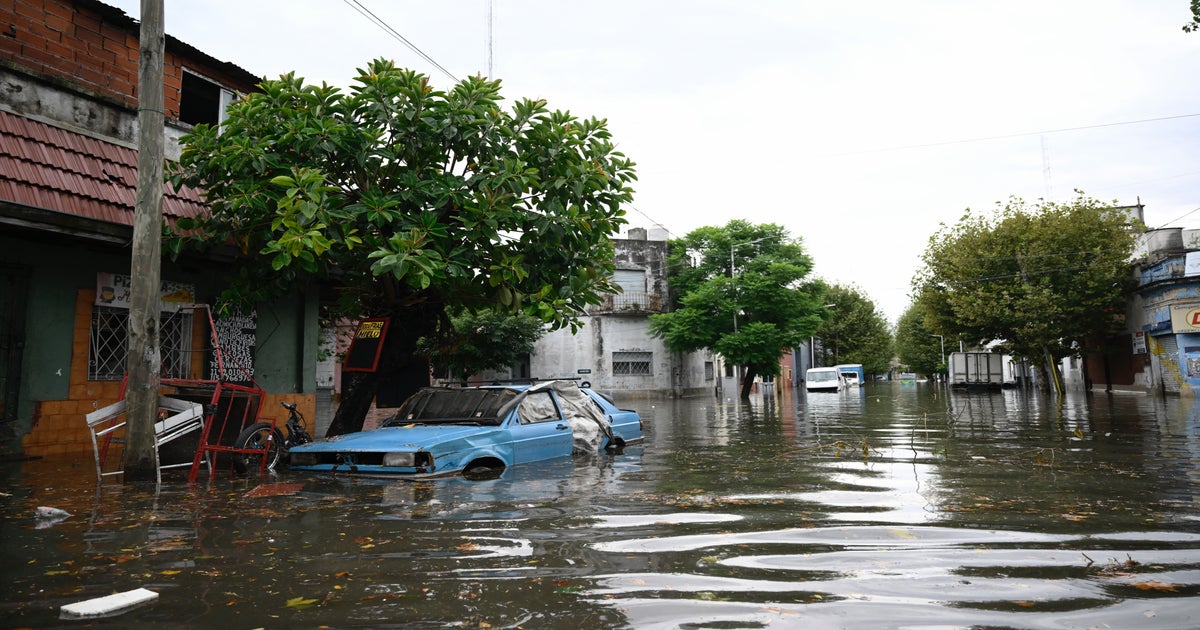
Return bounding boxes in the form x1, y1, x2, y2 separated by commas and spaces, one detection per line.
209, 311, 256, 383
344, 318, 390, 372
1169, 303, 1200, 334
95, 272, 194, 312
1132, 331, 1147, 355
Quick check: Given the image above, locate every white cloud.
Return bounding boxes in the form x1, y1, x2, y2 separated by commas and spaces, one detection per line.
109, 0, 1200, 322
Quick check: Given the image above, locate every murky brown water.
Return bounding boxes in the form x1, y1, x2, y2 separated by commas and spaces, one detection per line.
3, 383, 1199, 628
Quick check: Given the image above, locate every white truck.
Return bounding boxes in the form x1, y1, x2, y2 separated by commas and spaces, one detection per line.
949, 352, 1005, 389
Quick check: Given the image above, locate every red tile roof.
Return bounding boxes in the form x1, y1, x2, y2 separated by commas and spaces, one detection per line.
0, 109, 207, 227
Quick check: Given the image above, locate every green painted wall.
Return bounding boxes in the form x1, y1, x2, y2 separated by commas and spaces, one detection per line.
0, 234, 320, 451
253, 287, 319, 394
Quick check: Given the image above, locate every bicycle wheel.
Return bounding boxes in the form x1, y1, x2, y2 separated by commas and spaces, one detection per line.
232, 422, 285, 473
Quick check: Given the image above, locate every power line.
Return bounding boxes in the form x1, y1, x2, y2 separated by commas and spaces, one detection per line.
1152, 206, 1200, 230
342, 0, 459, 83
830, 112, 1200, 157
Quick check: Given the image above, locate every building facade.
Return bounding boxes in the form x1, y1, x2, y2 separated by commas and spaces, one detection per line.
0, 0, 320, 459
1083, 226, 1200, 396
530, 228, 716, 397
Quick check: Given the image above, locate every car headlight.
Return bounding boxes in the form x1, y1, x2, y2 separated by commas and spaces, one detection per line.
383, 452, 416, 467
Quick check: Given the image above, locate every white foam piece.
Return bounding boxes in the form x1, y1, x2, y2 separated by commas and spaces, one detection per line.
60, 588, 159, 618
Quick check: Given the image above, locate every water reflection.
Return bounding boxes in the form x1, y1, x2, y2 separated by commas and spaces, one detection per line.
2, 384, 1200, 628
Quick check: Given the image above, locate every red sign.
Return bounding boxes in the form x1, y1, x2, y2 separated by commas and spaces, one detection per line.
343, 318, 390, 373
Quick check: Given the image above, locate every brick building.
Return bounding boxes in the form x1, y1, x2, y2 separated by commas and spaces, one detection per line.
0, 0, 321, 459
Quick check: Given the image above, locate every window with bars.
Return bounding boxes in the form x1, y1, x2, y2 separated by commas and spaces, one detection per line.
612, 351, 652, 376
705, 361, 714, 381
89, 307, 192, 381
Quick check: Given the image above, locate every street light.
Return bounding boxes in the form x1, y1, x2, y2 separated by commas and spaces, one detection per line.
928, 333, 945, 366
730, 236, 773, 333
927, 332, 946, 382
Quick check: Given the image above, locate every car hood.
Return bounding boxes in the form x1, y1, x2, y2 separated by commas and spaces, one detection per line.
291, 424, 496, 453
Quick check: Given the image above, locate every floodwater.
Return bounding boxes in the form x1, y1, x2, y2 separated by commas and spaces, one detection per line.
3, 383, 1200, 629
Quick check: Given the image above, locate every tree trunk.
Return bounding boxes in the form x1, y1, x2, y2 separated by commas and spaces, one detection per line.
325, 305, 435, 437
325, 371, 378, 437
739, 364, 758, 399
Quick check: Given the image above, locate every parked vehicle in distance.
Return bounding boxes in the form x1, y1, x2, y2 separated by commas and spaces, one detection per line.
949, 352, 1006, 389
288, 380, 642, 478
835, 363, 865, 387
805, 367, 846, 392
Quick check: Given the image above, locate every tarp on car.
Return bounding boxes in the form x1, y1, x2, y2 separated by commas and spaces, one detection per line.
519, 380, 613, 453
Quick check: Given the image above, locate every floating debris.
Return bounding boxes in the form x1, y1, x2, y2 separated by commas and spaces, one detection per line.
34, 506, 72, 529
60, 587, 158, 619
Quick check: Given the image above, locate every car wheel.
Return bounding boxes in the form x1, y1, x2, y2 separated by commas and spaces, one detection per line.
463, 461, 505, 481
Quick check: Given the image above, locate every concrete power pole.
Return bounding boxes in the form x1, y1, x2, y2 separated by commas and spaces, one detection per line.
124, 0, 165, 482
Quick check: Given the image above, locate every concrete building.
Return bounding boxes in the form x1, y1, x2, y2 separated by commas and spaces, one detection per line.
0, 0, 320, 459
530, 228, 716, 397
1084, 225, 1200, 396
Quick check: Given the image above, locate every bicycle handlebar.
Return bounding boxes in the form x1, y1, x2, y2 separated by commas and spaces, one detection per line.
280, 401, 298, 411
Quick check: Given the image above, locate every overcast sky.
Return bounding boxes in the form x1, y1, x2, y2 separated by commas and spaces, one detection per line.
106, 1, 1200, 322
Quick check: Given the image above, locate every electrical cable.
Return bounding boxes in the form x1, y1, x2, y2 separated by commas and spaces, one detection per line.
830, 112, 1200, 157
341, 0, 459, 83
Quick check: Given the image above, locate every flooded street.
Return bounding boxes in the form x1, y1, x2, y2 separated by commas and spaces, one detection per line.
3, 383, 1200, 629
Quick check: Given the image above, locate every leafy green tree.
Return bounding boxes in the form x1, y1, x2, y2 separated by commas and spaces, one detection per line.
894, 302, 944, 378
813, 284, 893, 376
1185, 0, 1200, 32
913, 193, 1140, 390
170, 60, 636, 435
420, 310, 545, 383
650, 221, 825, 399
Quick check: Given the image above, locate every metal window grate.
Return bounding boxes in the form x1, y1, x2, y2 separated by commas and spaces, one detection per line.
612, 351, 652, 376
89, 307, 192, 381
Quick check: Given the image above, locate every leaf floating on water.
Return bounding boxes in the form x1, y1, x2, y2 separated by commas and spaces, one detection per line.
1131, 581, 1178, 592
1073, 427, 1085, 439
245, 483, 305, 499
285, 596, 319, 609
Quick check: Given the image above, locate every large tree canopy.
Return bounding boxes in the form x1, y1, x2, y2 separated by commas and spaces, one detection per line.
913, 193, 1140, 388
650, 221, 825, 398
170, 60, 636, 434
814, 283, 893, 376
418, 309, 545, 383
894, 302, 945, 378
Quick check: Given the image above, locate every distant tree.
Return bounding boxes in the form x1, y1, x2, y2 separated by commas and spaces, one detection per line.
813, 284, 894, 376
419, 310, 545, 383
894, 302, 944, 378
650, 220, 825, 399
913, 193, 1141, 391
170, 60, 636, 435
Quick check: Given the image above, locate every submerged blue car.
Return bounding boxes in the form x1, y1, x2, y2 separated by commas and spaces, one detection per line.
288, 380, 642, 478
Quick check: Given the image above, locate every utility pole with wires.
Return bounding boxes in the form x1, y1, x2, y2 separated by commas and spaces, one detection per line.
1041, 134, 1053, 201
124, 0, 165, 482
486, 0, 494, 78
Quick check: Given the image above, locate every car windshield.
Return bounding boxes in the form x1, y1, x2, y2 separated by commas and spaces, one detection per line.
382, 388, 518, 426
810, 371, 838, 382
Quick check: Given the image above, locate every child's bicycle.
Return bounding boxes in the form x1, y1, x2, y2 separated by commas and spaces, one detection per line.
233, 401, 314, 472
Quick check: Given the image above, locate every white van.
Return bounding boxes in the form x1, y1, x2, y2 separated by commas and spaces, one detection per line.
805, 367, 845, 392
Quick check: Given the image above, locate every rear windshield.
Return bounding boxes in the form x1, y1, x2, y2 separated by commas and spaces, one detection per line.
383, 388, 518, 426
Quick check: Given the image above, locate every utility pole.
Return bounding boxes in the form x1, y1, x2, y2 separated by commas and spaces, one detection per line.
125, 0, 165, 482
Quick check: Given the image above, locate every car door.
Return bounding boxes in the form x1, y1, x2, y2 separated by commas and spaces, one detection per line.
508, 391, 572, 464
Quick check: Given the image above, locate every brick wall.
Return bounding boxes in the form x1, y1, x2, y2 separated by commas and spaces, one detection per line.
0, 0, 256, 120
